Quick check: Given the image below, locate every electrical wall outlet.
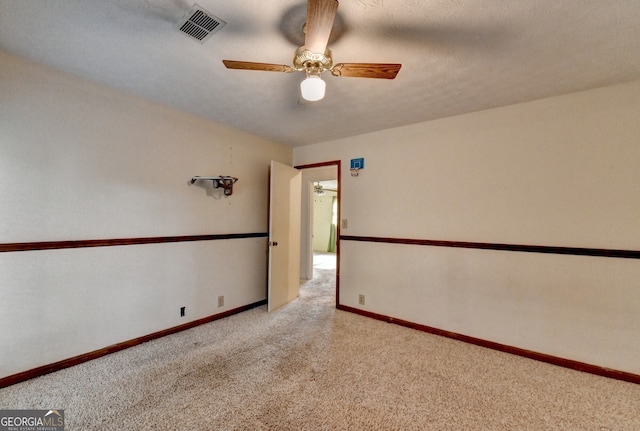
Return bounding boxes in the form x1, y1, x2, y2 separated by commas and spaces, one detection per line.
218, 295, 224, 307
358, 294, 365, 305
180, 306, 186, 317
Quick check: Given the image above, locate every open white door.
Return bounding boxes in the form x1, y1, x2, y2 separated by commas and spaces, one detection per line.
268, 160, 302, 312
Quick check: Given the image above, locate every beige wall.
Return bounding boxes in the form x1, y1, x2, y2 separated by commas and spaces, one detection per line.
293, 80, 640, 374
0, 51, 291, 378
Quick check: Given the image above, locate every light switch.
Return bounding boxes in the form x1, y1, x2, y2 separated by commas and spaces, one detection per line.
341, 219, 348, 229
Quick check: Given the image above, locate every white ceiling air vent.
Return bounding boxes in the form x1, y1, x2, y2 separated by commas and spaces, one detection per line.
177, 4, 226, 43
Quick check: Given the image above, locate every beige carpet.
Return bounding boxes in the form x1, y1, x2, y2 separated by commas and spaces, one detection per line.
1, 268, 639, 430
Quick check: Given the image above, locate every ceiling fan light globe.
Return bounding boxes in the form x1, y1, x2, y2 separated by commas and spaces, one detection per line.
300, 75, 326, 101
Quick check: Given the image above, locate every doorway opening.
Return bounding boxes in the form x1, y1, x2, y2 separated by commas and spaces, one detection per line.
311, 179, 337, 272
295, 161, 340, 305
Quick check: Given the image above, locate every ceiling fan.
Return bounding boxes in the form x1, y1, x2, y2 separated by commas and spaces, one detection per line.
222, 0, 402, 102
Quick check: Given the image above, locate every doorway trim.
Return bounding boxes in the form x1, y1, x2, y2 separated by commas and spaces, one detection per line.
295, 160, 341, 307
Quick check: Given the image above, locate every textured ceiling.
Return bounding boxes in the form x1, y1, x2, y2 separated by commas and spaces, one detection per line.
1, 0, 639, 147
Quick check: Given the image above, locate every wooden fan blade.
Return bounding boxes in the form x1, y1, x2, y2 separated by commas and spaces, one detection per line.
223, 60, 295, 73
331, 63, 402, 79
305, 0, 339, 54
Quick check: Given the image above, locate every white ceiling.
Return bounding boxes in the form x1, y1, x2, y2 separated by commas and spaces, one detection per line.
1, 1, 639, 147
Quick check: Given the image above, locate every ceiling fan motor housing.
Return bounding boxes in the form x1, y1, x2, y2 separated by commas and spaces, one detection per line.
294, 46, 333, 72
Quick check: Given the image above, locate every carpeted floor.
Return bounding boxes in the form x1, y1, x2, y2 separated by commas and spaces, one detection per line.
1, 268, 639, 430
